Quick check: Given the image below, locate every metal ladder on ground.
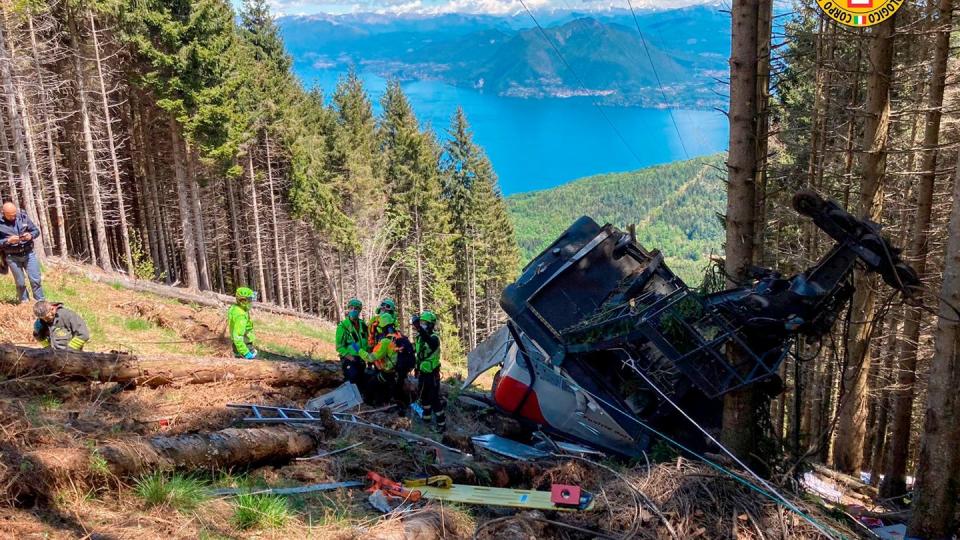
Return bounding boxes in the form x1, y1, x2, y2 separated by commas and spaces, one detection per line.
226, 403, 329, 423
227, 403, 470, 457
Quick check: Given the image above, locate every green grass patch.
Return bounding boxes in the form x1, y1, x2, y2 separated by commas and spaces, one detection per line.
259, 342, 298, 358
300, 493, 352, 527
232, 493, 290, 530
135, 473, 208, 512
261, 317, 334, 342
38, 395, 62, 411
88, 451, 110, 476
124, 318, 154, 331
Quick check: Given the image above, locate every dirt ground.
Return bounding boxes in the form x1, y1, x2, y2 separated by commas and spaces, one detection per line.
0, 263, 859, 539
0, 371, 857, 539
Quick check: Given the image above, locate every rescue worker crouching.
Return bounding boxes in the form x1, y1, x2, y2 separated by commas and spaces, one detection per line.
412, 311, 445, 432
228, 287, 258, 359
33, 301, 89, 351
336, 298, 369, 389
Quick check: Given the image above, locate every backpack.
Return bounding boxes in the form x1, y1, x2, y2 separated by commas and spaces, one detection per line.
394, 334, 416, 375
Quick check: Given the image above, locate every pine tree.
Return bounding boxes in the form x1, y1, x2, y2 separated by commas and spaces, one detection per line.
380, 81, 462, 358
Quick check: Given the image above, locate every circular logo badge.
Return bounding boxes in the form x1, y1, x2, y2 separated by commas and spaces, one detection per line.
816, 0, 903, 27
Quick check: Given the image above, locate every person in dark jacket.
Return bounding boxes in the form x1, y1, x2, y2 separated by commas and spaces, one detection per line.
1, 202, 45, 303
411, 311, 445, 432
33, 301, 90, 351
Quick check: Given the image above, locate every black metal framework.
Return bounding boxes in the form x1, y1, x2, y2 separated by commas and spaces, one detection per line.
563, 286, 790, 399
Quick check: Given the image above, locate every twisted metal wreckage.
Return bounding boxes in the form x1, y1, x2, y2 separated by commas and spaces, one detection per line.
467, 190, 921, 457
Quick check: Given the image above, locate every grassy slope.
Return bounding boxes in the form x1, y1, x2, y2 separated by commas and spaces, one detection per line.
0, 262, 335, 360
507, 154, 726, 285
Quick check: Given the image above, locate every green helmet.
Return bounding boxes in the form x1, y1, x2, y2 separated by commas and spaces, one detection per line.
378, 312, 397, 327
236, 287, 256, 300
379, 298, 397, 312
420, 311, 437, 324
347, 298, 363, 309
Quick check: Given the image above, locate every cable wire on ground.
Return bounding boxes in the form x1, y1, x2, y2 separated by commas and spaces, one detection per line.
567, 364, 846, 539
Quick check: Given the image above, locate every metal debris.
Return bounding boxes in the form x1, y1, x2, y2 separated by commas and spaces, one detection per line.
305, 382, 363, 412
471, 434, 549, 461
211, 480, 364, 497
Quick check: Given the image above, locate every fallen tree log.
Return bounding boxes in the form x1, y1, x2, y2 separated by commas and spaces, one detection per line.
57, 257, 323, 320
0, 345, 341, 389
810, 463, 877, 498
24, 421, 335, 494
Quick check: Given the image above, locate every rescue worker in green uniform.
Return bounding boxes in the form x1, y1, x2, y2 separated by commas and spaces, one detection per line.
362, 312, 408, 409
33, 301, 89, 351
366, 297, 397, 349
412, 310, 445, 432
335, 298, 369, 388
228, 287, 257, 358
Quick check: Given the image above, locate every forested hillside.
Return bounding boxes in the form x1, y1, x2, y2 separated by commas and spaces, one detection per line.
0, 0, 518, 360
508, 155, 725, 283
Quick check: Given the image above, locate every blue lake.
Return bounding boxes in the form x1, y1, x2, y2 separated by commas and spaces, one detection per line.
294, 66, 729, 195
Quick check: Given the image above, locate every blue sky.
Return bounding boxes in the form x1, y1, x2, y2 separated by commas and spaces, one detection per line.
229, 0, 713, 16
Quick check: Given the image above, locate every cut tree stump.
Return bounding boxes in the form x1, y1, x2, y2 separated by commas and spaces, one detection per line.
0, 345, 342, 389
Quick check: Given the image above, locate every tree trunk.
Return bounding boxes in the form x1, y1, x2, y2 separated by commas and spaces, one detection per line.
0, 109, 17, 201
0, 345, 341, 389
186, 149, 210, 290
294, 230, 304, 312
12, 52, 52, 252
751, 0, 771, 265
70, 16, 110, 269
833, 16, 895, 474
27, 14, 67, 256
169, 117, 199, 289
88, 11, 133, 275
129, 98, 160, 274
908, 146, 960, 539
225, 175, 245, 286
720, 0, 763, 459
247, 152, 268, 299
264, 134, 286, 307
0, 22, 45, 257
142, 110, 171, 282
870, 317, 899, 487
881, 0, 951, 499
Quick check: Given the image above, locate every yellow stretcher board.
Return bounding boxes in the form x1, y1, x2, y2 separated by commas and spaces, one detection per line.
412, 484, 595, 511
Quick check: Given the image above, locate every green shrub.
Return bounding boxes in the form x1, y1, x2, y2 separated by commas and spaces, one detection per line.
232, 493, 290, 530
135, 473, 208, 512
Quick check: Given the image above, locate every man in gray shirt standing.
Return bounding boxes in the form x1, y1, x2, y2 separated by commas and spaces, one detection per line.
0, 201, 45, 303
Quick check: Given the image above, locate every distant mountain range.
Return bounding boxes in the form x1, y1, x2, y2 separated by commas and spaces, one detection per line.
278, 6, 730, 108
